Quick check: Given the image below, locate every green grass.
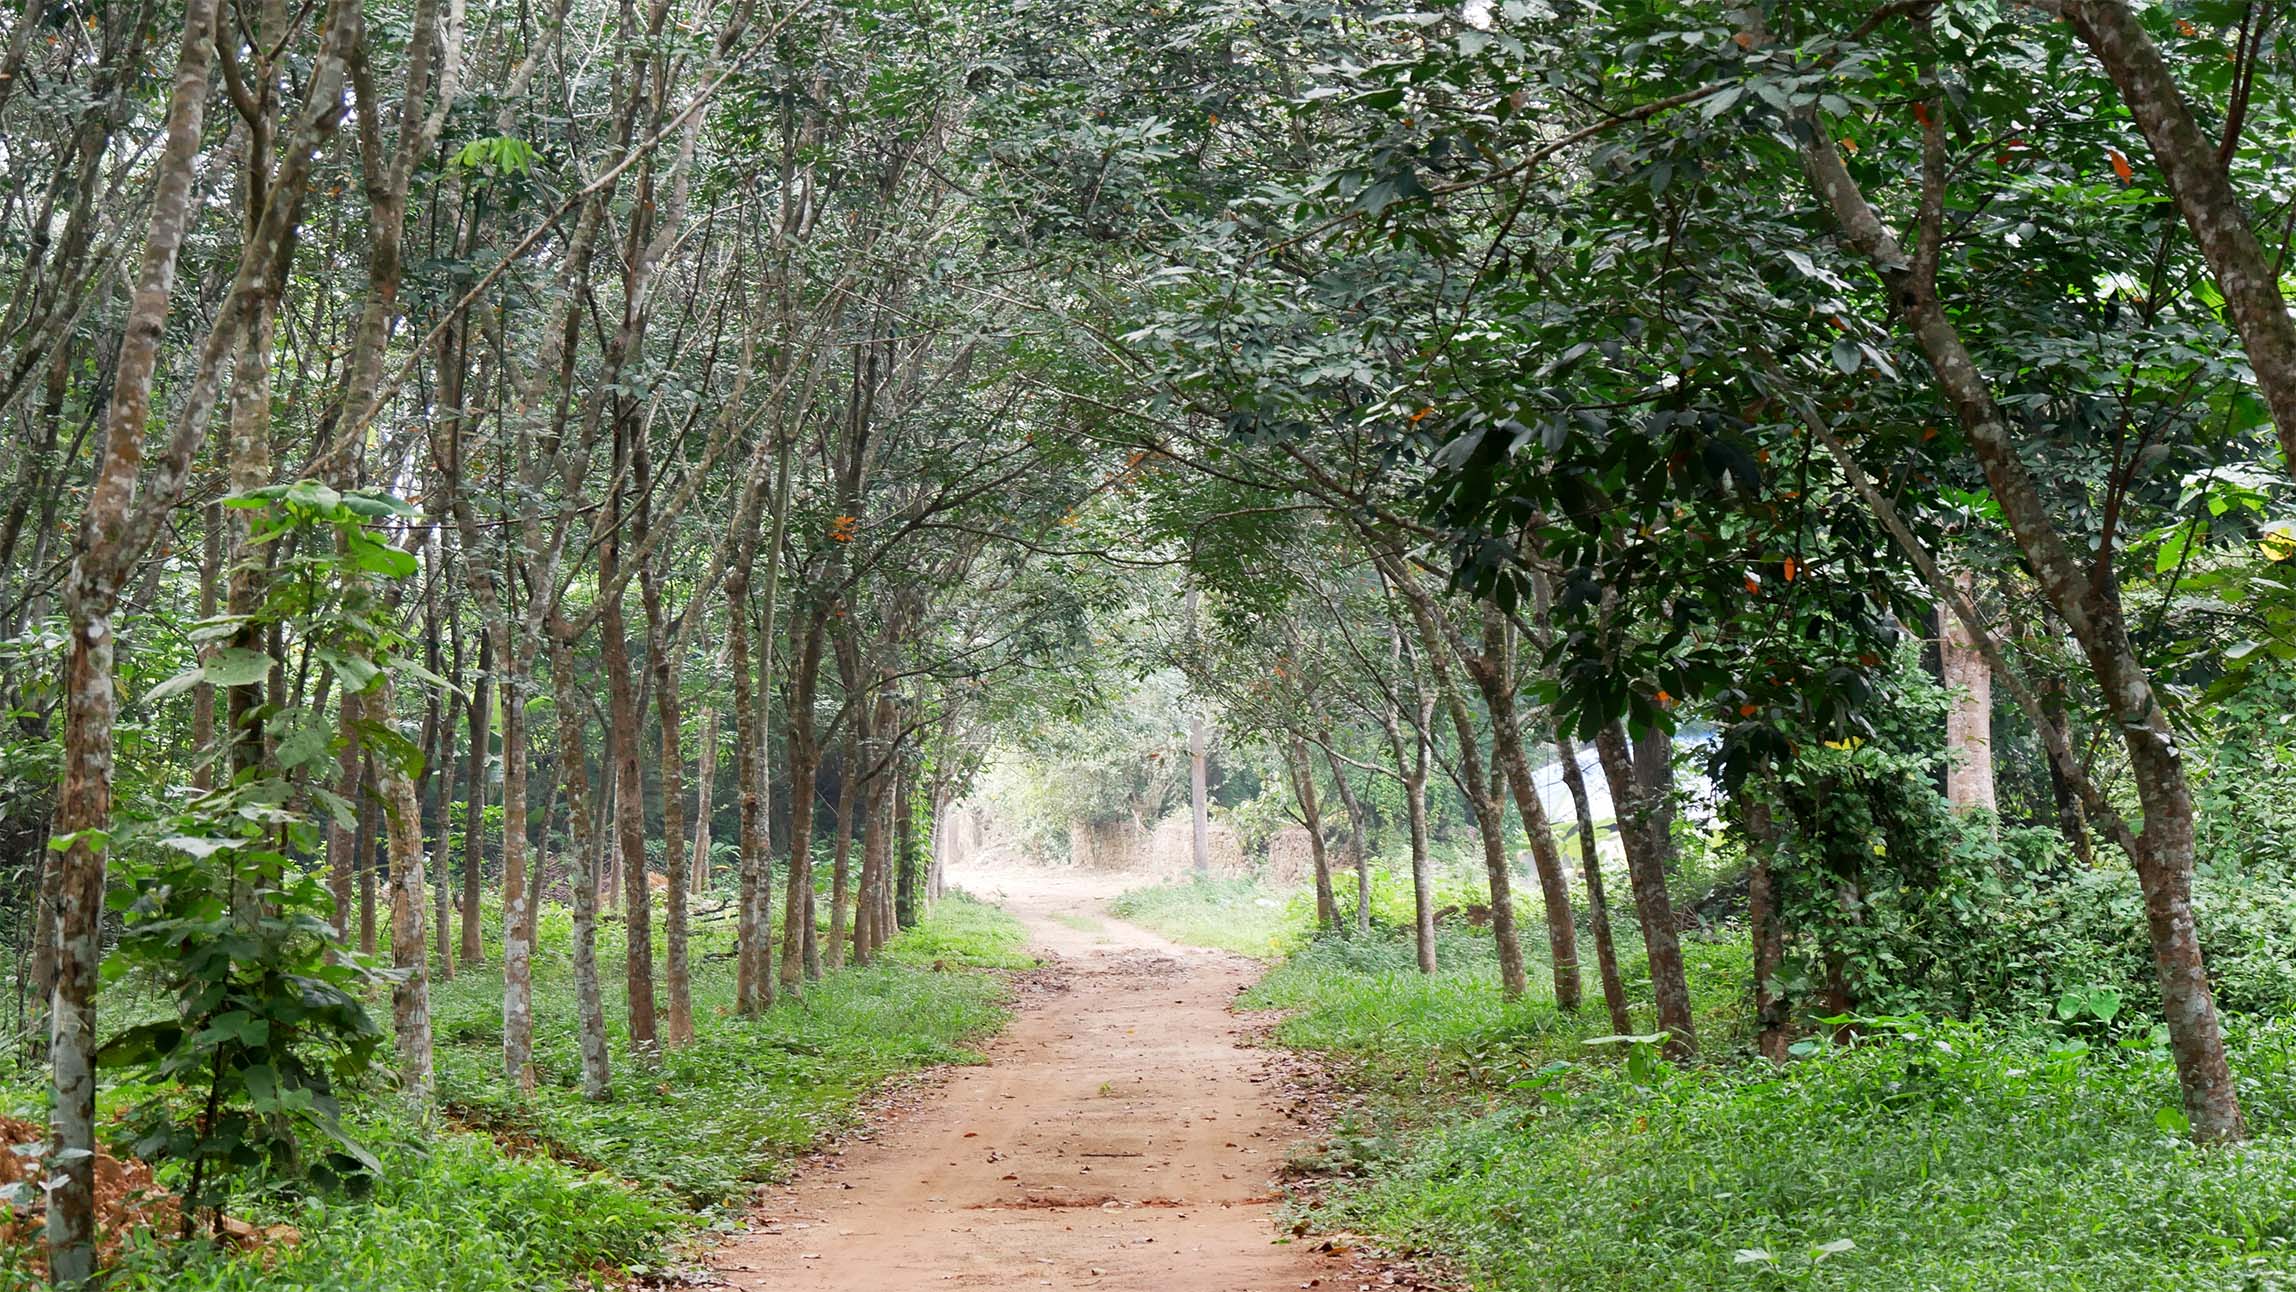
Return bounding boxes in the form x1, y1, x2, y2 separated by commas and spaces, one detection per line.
431, 891, 1022, 1207
5, 890, 1029, 1291
1253, 928, 2296, 1291
1109, 874, 1313, 956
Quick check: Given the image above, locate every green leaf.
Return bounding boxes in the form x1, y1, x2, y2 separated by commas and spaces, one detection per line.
316, 648, 382, 694
142, 667, 205, 706
346, 533, 417, 579
1830, 338, 1862, 374
283, 481, 343, 512
276, 725, 333, 772
202, 647, 276, 688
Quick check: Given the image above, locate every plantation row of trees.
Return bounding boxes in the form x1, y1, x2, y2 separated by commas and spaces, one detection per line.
2, 0, 2293, 1283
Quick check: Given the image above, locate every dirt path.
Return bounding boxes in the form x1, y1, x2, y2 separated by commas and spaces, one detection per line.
710, 865, 1367, 1292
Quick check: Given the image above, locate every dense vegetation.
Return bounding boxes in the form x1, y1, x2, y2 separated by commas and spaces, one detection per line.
3, 0, 2295, 1286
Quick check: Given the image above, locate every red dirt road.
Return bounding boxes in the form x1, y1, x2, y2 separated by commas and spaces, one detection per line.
709, 867, 1366, 1292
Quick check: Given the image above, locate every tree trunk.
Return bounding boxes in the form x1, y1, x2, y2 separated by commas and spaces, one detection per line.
1806, 112, 2244, 1139
1377, 550, 1526, 996
500, 662, 535, 1089
1188, 717, 1212, 877
367, 686, 435, 1103
1383, 700, 1438, 973
1291, 737, 1338, 929
727, 567, 774, 1013
460, 632, 492, 965
1743, 790, 1790, 1062
1941, 569, 1998, 815
358, 767, 379, 955
779, 614, 827, 992
1555, 733, 1633, 1036
1320, 744, 1372, 934
600, 591, 657, 1054
551, 617, 612, 1099
2051, 0, 2296, 469
690, 711, 718, 892
650, 635, 693, 1049
896, 764, 920, 929
830, 728, 860, 969
328, 689, 361, 941
1595, 720, 1695, 1055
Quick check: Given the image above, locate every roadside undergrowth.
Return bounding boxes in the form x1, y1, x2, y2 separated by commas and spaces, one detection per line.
1249, 927, 2296, 1291
3, 892, 1029, 1292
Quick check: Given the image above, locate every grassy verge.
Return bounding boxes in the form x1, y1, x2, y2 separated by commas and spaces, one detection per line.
1251, 928, 2296, 1291
1109, 874, 1313, 957
8, 891, 1028, 1292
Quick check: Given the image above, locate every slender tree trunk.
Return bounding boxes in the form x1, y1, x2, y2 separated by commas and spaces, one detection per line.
1378, 550, 1526, 996
358, 767, 379, 955
829, 728, 859, 969
2048, 0, 2296, 467
551, 617, 611, 1099
1185, 589, 1211, 875
1744, 790, 1790, 1062
1942, 569, 1997, 815
651, 637, 693, 1048
368, 686, 435, 1102
1475, 612, 1583, 1011
1383, 707, 1438, 973
460, 632, 491, 964
431, 619, 456, 977
1188, 713, 1212, 876
780, 614, 826, 991
1554, 734, 1632, 1035
1595, 720, 1695, 1055
500, 664, 535, 1089
896, 765, 919, 929
1807, 112, 2244, 1139
1319, 745, 1372, 934
328, 689, 360, 941
600, 592, 657, 1054
1291, 737, 1338, 929
690, 711, 718, 892
727, 568, 774, 1012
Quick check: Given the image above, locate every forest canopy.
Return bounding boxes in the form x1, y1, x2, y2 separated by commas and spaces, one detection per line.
2, 0, 2295, 1286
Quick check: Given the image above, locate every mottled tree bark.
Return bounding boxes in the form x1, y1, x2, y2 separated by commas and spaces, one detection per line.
367, 686, 434, 1102
1807, 110, 2244, 1139
829, 727, 860, 969
1595, 721, 1694, 1055
1554, 733, 1632, 1036
600, 583, 656, 1053
1941, 569, 1996, 815
689, 711, 718, 892
1376, 551, 1527, 997
1291, 737, 1338, 929
1379, 682, 1438, 972
1320, 744, 1372, 934
551, 617, 612, 1099
1743, 791, 1790, 1063
779, 613, 828, 993
500, 677, 535, 1088
459, 632, 492, 965
2044, 0, 2296, 468
727, 567, 774, 1013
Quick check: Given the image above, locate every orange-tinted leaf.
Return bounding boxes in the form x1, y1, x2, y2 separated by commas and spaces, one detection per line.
2108, 147, 2134, 183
